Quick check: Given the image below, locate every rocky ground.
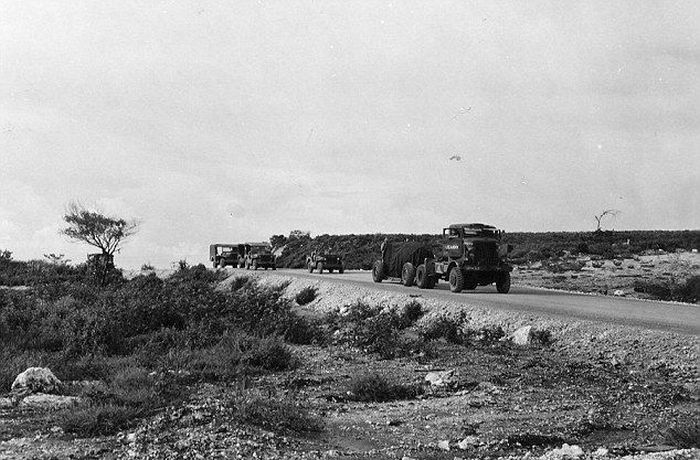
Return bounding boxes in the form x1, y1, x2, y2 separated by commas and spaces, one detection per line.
511, 251, 698, 301
0, 268, 698, 460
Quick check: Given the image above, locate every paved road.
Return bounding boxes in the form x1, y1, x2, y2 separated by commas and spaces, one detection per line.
250, 268, 700, 336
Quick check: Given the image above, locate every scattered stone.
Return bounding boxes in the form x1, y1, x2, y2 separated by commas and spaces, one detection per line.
19, 393, 80, 409
11, 367, 62, 395
0, 397, 13, 408
593, 447, 609, 457
457, 436, 479, 450
613, 289, 626, 296
540, 443, 584, 460
425, 369, 457, 387
510, 325, 535, 345
437, 440, 450, 451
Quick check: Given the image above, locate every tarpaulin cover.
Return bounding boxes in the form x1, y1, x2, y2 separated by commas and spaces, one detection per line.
383, 242, 434, 277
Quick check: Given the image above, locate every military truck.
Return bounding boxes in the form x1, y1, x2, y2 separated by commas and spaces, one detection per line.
307, 250, 344, 274
209, 244, 245, 268
243, 243, 276, 270
434, 223, 512, 293
372, 241, 437, 288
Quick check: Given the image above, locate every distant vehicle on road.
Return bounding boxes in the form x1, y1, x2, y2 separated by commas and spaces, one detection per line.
209, 244, 245, 268
307, 250, 344, 274
244, 243, 276, 270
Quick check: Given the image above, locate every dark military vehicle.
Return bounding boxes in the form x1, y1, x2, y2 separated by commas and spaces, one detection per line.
434, 223, 512, 293
209, 244, 245, 268
372, 241, 437, 288
307, 250, 344, 274
243, 243, 276, 270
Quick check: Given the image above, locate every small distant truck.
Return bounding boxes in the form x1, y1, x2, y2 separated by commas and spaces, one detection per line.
307, 250, 344, 274
210, 243, 245, 268
243, 243, 276, 270
372, 223, 513, 293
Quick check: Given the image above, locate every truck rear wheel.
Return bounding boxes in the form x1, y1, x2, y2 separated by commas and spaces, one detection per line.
416, 264, 433, 289
496, 272, 511, 293
449, 267, 464, 293
401, 263, 416, 286
372, 260, 385, 283
317, 262, 323, 274
339, 265, 344, 274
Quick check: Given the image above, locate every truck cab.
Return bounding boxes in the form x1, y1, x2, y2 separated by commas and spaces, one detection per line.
209, 244, 245, 268
435, 223, 513, 293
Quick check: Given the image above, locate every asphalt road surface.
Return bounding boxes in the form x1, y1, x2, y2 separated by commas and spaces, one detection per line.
253, 269, 700, 336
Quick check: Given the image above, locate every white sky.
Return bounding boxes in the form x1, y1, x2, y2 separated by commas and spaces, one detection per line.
1, 0, 698, 268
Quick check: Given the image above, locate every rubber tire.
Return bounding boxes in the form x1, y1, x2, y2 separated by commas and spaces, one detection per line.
308, 261, 314, 273
272, 266, 276, 270
372, 260, 385, 283
416, 264, 429, 289
317, 262, 323, 274
449, 267, 464, 293
401, 262, 416, 287
328, 268, 334, 274
252, 262, 257, 271
339, 265, 344, 274
212, 261, 218, 269
496, 272, 511, 293
464, 274, 478, 290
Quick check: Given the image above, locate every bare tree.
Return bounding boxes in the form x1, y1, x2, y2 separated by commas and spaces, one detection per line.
61, 202, 139, 257
594, 209, 620, 231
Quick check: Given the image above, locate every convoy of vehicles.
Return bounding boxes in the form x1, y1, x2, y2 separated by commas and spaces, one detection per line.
209, 243, 276, 270
210, 222, 512, 292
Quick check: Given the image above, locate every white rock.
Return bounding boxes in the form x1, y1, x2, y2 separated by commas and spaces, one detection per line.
613, 290, 625, 296
19, 394, 80, 409
437, 440, 450, 451
540, 443, 584, 460
510, 326, 534, 345
592, 447, 609, 457
457, 436, 479, 450
11, 367, 62, 395
425, 369, 457, 387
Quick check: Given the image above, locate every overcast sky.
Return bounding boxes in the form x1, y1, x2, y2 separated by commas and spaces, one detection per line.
1, 0, 698, 268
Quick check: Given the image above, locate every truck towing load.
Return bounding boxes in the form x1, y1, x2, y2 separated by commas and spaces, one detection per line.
434, 223, 512, 293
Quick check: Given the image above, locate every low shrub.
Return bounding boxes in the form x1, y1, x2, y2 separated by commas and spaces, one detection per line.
295, 286, 317, 305
420, 315, 465, 345
633, 276, 699, 303
226, 389, 322, 434
349, 372, 423, 402
665, 417, 700, 448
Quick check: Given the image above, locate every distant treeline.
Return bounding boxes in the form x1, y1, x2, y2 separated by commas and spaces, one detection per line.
272, 230, 700, 270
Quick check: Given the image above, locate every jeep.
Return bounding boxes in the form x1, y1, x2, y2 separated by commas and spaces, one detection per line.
210, 244, 245, 268
307, 250, 344, 274
243, 243, 276, 270
434, 223, 512, 293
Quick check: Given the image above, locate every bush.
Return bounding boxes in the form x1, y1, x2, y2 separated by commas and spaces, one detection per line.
665, 417, 700, 448
295, 286, 317, 305
633, 276, 699, 303
420, 316, 465, 345
226, 389, 322, 434
349, 372, 423, 402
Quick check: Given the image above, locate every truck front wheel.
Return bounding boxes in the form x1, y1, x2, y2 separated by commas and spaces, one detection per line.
496, 272, 511, 293
449, 267, 464, 293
